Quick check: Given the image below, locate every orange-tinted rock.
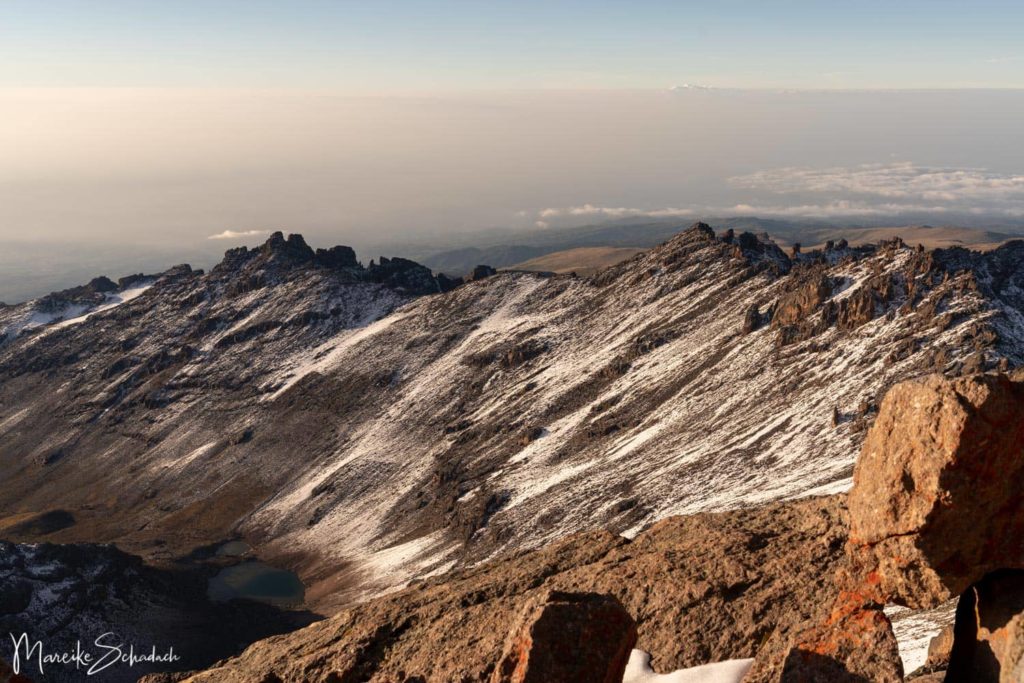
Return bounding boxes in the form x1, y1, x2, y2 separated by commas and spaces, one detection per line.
751, 372, 1024, 681
847, 373, 1024, 608
490, 590, 635, 683
746, 590, 903, 682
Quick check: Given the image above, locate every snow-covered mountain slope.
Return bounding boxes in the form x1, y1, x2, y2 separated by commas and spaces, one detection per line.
1, 224, 1022, 609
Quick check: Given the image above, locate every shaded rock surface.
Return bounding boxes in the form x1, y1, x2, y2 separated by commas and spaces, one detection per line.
489, 590, 635, 683
946, 570, 1024, 683
0, 541, 317, 683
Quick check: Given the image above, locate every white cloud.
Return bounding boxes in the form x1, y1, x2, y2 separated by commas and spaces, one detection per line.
538, 204, 694, 220
729, 162, 1024, 216
207, 229, 270, 240
531, 162, 1024, 226
534, 220, 550, 229
669, 83, 714, 91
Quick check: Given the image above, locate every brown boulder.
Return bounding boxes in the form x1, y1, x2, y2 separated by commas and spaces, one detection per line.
745, 591, 903, 682
847, 373, 1024, 608
490, 590, 635, 683
752, 372, 1024, 680
918, 623, 954, 675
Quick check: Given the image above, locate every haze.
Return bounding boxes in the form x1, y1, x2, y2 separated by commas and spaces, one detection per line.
2, 1, 1023, 301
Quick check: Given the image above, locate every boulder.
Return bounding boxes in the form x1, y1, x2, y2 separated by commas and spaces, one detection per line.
847, 373, 1024, 608
920, 623, 954, 675
745, 591, 903, 682
489, 590, 636, 683
468, 264, 498, 281
751, 372, 1024, 680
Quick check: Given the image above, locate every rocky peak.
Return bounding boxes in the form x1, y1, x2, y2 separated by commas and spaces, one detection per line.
260, 230, 316, 264
688, 220, 716, 240
315, 245, 360, 269
210, 232, 460, 296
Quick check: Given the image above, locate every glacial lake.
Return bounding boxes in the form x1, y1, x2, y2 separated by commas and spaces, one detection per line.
207, 560, 305, 607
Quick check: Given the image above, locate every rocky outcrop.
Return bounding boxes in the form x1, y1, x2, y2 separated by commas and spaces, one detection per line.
489, 590, 635, 683
847, 373, 1024, 608
469, 264, 498, 281
155, 496, 847, 682
751, 372, 1024, 681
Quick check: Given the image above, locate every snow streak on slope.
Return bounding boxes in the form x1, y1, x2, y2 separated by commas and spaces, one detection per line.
1, 229, 1022, 613
249, 231, 1024, 598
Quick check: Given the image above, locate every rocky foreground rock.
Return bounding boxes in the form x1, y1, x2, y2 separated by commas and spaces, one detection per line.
147, 371, 1024, 682
749, 372, 1024, 681
139, 495, 847, 682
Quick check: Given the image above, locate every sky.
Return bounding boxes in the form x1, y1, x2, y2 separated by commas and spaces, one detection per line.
3, 1, 1023, 90
1, 2, 1024, 302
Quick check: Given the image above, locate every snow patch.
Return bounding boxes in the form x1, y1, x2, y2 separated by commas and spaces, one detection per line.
623, 650, 754, 683
886, 600, 957, 674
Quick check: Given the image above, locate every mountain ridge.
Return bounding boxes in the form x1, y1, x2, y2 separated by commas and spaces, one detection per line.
1, 223, 1022, 615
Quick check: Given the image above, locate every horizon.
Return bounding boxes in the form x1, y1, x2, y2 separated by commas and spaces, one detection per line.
2, 2, 1023, 300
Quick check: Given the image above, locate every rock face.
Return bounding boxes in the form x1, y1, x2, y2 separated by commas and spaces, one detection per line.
751, 372, 1024, 681
847, 373, 1024, 608
489, 590, 635, 683
747, 593, 903, 682
152, 496, 847, 682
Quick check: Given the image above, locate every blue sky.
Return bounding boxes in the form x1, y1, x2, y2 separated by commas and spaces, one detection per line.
2, 0, 1023, 89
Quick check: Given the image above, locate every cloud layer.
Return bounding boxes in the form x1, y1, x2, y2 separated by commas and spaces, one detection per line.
532, 162, 1024, 225
729, 162, 1024, 216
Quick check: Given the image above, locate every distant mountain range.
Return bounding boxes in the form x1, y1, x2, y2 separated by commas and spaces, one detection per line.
410, 216, 1023, 277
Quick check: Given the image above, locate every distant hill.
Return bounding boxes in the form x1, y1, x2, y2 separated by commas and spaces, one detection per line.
415, 218, 1022, 276
798, 225, 1013, 252
506, 246, 646, 276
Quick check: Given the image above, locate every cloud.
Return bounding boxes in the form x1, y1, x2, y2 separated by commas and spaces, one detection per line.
534, 220, 550, 229
531, 162, 1024, 227
538, 204, 694, 220
207, 229, 270, 240
669, 84, 714, 91
729, 162, 1024, 216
